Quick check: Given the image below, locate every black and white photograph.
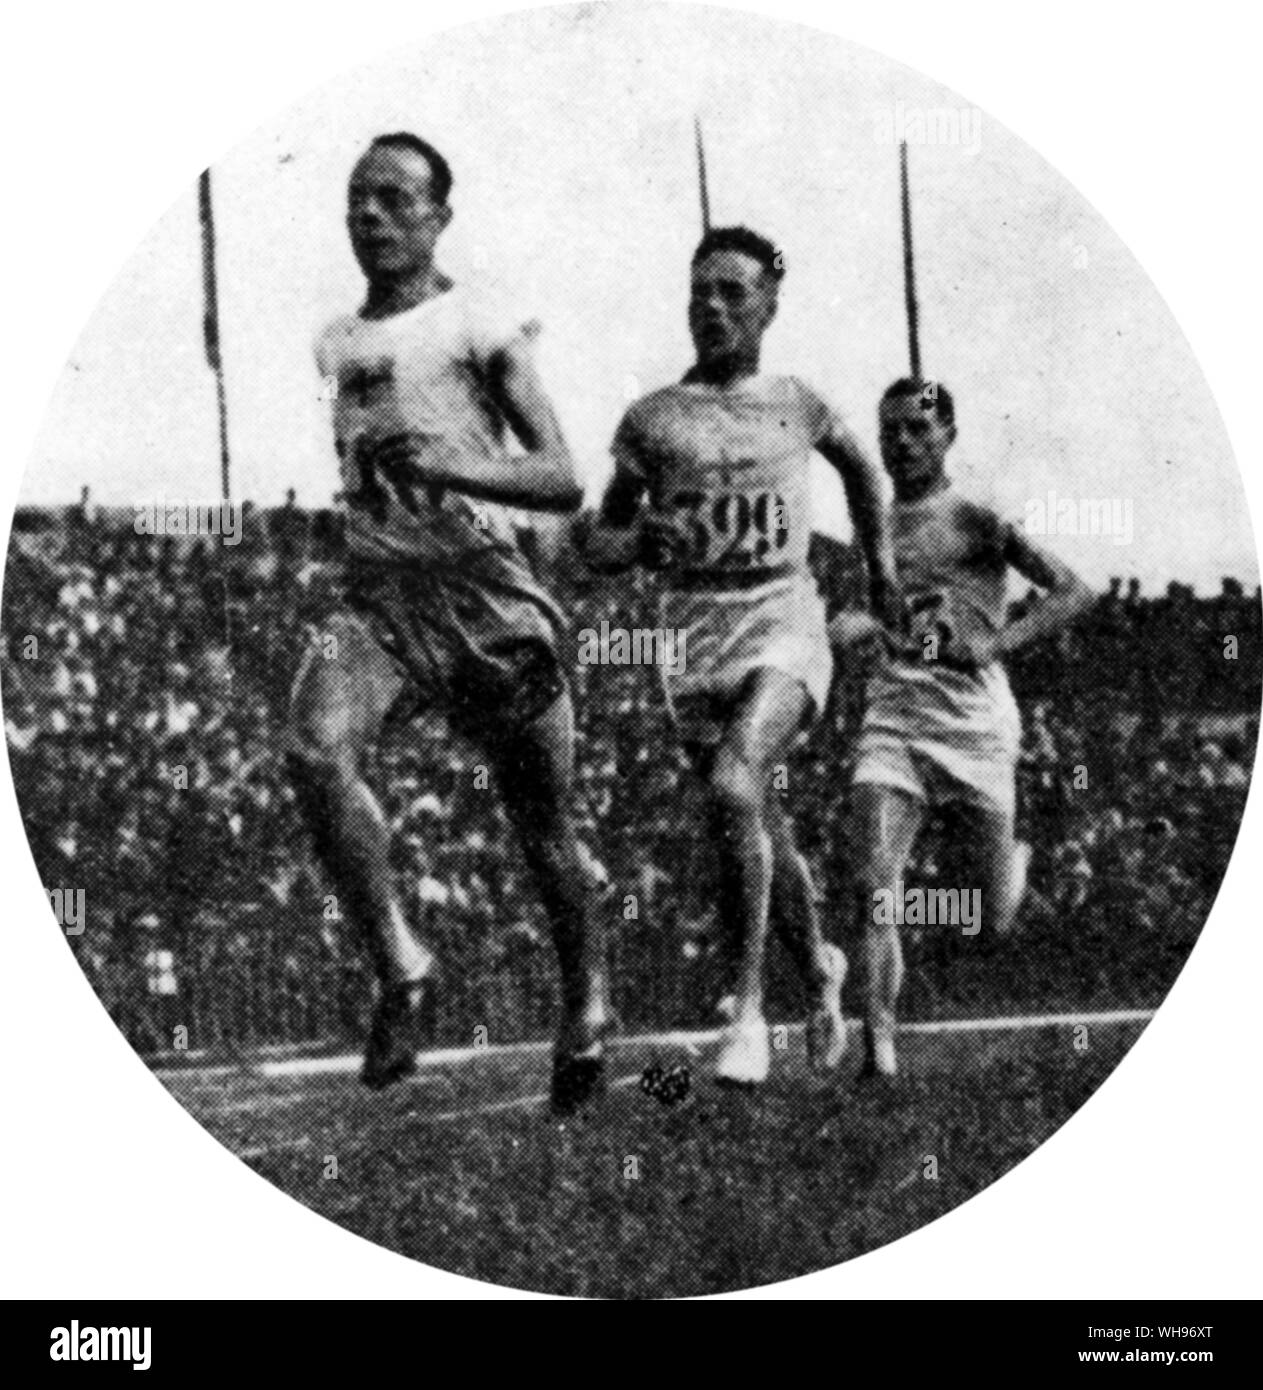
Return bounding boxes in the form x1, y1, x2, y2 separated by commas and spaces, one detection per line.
1, 0, 1259, 1318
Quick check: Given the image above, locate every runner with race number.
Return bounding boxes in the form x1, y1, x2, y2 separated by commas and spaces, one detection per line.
583, 225, 897, 1086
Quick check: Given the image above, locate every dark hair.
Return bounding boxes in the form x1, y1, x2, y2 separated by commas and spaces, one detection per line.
692, 225, 785, 283
368, 132, 454, 205
881, 376, 955, 427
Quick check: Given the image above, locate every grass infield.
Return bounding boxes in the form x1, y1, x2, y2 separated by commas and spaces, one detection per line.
159, 1014, 1147, 1298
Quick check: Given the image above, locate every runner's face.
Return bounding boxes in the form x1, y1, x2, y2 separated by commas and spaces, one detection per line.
689, 251, 777, 368
347, 146, 450, 283
879, 393, 954, 493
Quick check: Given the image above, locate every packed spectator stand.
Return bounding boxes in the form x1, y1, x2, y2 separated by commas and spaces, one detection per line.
3, 495, 1258, 1056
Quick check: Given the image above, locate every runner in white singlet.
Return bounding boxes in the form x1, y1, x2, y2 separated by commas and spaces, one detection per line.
288, 134, 610, 1114
833, 378, 1094, 1082
585, 226, 899, 1087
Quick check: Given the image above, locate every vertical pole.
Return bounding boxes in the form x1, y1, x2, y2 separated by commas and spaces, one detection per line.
899, 141, 922, 382
199, 168, 232, 501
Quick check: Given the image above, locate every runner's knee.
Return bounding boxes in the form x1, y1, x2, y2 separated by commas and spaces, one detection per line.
285, 711, 361, 790
707, 746, 763, 822
851, 834, 904, 896
516, 816, 586, 900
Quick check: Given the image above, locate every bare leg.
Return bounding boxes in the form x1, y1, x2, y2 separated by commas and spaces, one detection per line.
765, 796, 828, 985
708, 777, 774, 1025
711, 777, 833, 1011
703, 668, 814, 1083
951, 802, 1027, 941
287, 614, 433, 986
850, 783, 924, 1078
765, 797, 851, 1070
287, 614, 435, 1089
489, 691, 611, 1109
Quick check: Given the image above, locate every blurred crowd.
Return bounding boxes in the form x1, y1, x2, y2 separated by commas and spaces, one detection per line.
2, 502, 1258, 1051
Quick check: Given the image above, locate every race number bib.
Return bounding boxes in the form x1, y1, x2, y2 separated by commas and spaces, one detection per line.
669, 486, 791, 571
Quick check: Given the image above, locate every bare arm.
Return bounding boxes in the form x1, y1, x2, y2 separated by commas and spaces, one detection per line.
576, 460, 650, 573
480, 337, 583, 510
997, 527, 1096, 657
360, 337, 583, 514
815, 418, 900, 628
575, 406, 694, 574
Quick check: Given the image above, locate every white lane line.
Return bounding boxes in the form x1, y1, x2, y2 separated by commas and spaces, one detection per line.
224, 1010, 1158, 1155
418, 1073, 644, 1125
901, 1008, 1154, 1033
155, 1064, 241, 1082
234, 1074, 644, 1157
216, 1075, 456, 1118
236, 1134, 318, 1162
145, 1039, 342, 1066
159, 1008, 1155, 1084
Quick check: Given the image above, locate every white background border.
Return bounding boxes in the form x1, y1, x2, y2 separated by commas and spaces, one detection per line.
1, 0, 1259, 1301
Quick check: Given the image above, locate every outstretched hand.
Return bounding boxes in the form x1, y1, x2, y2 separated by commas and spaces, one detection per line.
347, 432, 448, 518
358, 430, 452, 481
638, 506, 694, 571
828, 610, 901, 668
935, 625, 1001, 673
906, 613, 1001, 672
